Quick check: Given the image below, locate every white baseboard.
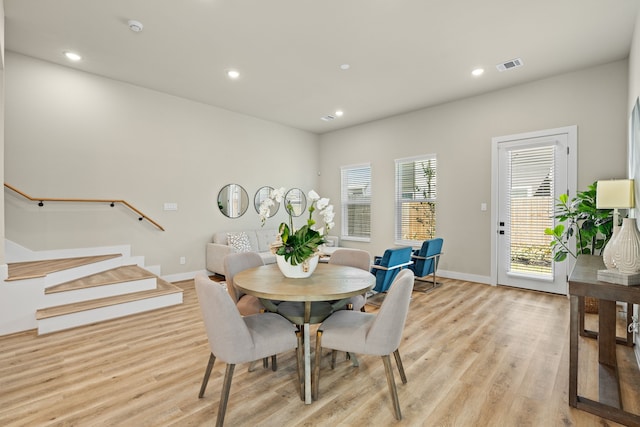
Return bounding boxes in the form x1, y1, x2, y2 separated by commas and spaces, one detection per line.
161, 269, 212, 283
437, 269, 493, 286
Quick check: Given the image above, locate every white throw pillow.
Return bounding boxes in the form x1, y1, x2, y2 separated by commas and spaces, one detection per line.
227, 232, 252, 252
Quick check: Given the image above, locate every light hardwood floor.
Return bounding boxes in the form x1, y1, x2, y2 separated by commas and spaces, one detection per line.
1, 277, 639, 426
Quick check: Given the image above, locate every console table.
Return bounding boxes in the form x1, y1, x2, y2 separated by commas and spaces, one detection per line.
569, 255, 639, 425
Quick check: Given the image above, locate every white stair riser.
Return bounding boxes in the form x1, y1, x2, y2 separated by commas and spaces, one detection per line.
43, 278, 157, 307
5, 241, 131, 263
44, 258, 125, 287
38, 293, 183, 335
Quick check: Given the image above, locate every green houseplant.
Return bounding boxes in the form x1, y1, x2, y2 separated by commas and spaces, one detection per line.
544, 181, 613, 262
259, 188, 335, 267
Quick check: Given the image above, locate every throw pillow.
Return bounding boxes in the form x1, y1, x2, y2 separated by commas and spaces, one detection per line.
227, 232, 252, 253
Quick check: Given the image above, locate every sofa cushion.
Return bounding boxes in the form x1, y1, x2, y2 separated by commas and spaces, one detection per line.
227, 232, 252, 252
255, 229, 279, 252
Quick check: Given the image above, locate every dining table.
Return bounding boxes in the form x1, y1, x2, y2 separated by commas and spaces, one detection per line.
233, 262, 375, 404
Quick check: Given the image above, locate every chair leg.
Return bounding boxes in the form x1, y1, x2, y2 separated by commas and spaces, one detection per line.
313, 330, 322, 400
382, 355, 402, 420
263, 357, 269, 369
347, 352, 359, 367
393, 349, 407, 384
216, 363, 235, 427
330, 350, 337, 369
198, 353, 216, 398
295, 331, 304, 401
271, 355, 277, 371
248, 360, 257, 372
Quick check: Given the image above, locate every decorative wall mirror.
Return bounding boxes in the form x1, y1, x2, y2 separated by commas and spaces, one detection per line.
254, 186, 280, 216
217, 184, 249, 218
284, 188, 307, 217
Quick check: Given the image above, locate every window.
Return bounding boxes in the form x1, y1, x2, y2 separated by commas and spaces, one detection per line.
395, 155, 437, 244
341, 164, 371, 241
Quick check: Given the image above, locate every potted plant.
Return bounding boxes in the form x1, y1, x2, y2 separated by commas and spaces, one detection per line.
259, 188, 335, 277
544, 181, 613, 261
544, 181, 613, 313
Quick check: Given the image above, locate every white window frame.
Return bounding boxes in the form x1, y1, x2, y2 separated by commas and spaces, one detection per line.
394, 154, 437, 246
340, 163, 372, 242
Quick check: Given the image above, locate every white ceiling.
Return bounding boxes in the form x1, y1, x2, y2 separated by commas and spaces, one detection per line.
4, 0, 639, 134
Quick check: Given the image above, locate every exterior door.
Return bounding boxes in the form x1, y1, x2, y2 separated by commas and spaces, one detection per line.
492, 127, 576, 294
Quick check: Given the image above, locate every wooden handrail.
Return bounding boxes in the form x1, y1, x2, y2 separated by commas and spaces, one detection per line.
4, 183, 165, 231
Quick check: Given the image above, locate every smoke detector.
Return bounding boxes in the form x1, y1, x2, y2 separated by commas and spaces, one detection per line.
128, 20, 144, 33
496, 58, 523, 72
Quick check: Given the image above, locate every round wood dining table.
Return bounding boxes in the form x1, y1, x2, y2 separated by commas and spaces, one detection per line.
234, 262, 375, 404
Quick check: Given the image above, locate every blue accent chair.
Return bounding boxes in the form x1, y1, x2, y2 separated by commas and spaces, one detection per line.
370, 246, 413, 293
409, 238, 443, 291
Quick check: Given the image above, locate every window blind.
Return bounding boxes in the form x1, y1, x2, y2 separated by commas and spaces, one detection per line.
507, 146, 554, 275
395, 155, 437, 243
341, 164, 371, 240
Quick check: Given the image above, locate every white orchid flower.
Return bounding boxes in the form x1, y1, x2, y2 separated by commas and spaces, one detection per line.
316, 197, 330, 210
308, 190, 320, 201
323, 211, 335, 224
271, 187, 286, 203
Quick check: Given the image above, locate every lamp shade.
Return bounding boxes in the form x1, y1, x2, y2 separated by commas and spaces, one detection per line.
596, 179, 635, 209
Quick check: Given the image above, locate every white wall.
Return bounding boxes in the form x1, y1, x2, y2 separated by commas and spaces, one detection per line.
4, 52, 320, 276
319, 60, 629, 280
630, 11, 640, 112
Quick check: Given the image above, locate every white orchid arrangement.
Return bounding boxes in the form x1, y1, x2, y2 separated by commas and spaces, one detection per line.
260, 187, 335, 265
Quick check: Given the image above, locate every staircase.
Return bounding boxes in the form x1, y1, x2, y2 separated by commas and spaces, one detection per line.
1, 244, 183, 335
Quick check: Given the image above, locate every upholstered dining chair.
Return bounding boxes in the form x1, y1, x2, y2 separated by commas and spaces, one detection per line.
312, 269, 415, 420
194, 273, 301, 427
409, 238, 443, 291
328, 248, 372, 312
224, 252, 271, 315
224, 252, 282, 370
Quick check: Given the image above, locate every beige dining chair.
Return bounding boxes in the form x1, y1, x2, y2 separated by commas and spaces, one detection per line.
224, 252, 268, 315
312, 269, 415, 420
195, 273, 301, 427
224, 252, 282, 370
328, 248, 372, 312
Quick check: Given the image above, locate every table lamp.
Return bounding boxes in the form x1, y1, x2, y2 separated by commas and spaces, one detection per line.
596, 179, 640, 283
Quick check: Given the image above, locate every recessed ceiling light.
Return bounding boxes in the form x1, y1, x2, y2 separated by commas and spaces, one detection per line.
64, 51, 82, 61
335, 110, 344, 117
340, 64, 350, 70
472, 68, 484, 77
226, 70, 240, 79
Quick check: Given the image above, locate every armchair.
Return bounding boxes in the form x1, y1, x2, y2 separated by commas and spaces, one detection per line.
409, 238, 443, 291
370, 247, 413, 293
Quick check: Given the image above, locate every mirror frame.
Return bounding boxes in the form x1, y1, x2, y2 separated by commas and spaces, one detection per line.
254, 186, 280, 216
284, 188, 307, 217
217, 183, 249, 218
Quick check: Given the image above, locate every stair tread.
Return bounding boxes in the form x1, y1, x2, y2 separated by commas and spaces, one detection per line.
7, 254, 122, 281
36, 278, 182, 320
45, 265, 156, 294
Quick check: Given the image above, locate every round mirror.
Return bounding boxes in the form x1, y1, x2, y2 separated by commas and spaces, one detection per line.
254, 186, 280, 216
217, 184, 249, 218
284, 188, 307, 217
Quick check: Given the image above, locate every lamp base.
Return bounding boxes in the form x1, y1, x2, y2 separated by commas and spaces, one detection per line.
597, 269, 640, 286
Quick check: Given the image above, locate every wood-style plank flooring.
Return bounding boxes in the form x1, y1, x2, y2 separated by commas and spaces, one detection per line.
1, 277, 639, 426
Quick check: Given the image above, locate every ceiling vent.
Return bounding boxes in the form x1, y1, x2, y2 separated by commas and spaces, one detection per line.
496, 58, 523, 72
321, 115, 336, 121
